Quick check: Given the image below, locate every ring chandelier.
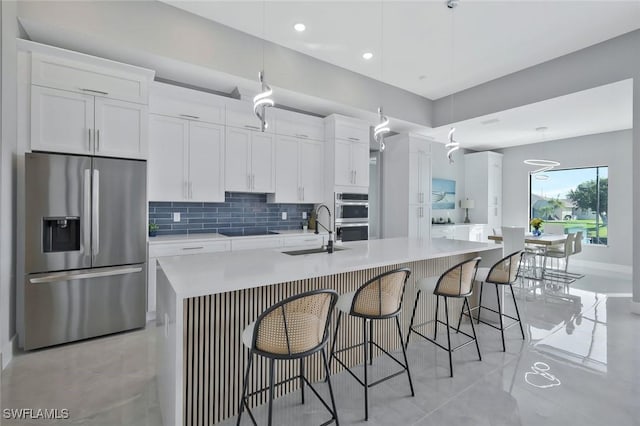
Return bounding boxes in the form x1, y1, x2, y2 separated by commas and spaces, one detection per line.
523, 159, 560, 174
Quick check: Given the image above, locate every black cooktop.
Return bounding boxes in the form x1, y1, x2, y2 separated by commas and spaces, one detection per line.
219, 230, 280, 237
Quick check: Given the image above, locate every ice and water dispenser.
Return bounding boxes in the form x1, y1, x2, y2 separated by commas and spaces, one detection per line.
42, 217, 80, 253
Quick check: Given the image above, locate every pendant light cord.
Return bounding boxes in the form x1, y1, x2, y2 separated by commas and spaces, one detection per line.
450, 5, 455, 124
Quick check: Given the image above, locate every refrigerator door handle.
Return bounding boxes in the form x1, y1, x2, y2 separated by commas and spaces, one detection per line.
29, 266, 143, 284
83, 169, 91, 255
92, 169, 100, 256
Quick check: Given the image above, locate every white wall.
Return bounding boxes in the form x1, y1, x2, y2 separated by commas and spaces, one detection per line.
16, 0, 432, 127
0, 0, 18, 367
431, 143, 466, 224
500, 130, 632, 267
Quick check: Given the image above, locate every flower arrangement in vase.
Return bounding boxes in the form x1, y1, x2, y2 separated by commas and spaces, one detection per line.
530, 218, 543, 236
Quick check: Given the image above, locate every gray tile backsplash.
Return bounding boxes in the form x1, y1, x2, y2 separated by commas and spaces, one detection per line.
149, 192, 315, 236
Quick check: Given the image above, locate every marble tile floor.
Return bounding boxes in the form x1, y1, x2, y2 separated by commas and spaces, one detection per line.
1, 263, 638, 426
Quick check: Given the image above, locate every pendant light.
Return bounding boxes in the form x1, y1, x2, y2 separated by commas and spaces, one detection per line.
374, 0, 391, 151
253, 0, 274, 132
445, 0, 460, 164
374, 107, 390, 151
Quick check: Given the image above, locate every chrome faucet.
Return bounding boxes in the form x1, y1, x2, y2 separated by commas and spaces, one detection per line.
314, 204, 334, 253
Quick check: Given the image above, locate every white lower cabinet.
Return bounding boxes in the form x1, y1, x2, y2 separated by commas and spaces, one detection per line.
430, 224, 488, 241
147, 239, 231, 312
148, 114, 225, 202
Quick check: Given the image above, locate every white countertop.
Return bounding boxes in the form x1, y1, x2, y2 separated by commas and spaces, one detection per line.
149, 229, 327, 245
158, 237, 501, 299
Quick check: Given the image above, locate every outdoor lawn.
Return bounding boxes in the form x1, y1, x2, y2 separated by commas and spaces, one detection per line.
544, 220, 607, 242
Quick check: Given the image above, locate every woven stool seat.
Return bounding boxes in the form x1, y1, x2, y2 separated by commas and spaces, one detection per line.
329, 268, 414, 421
406, 257, 483, 378
472, 251, 526, 352
237, 290, 339, 426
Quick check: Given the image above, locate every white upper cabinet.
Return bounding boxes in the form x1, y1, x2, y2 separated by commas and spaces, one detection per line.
27, 45, 154, 159
250, 132, 276, 193
333, 139, 353, 187
94, 97, 148, 159
464, 151, 503, 231
272, 136, 299, 202
188, 121, 225, 202
31, 52, 151, 105
298, 139, 323, 203
225, 127, 275, 193
381, 133, 432, 239
149, 82, 225, 125
31, 86, 94, 155
148, 115, 225, 202
148, 115, 189, 201
325, 115, 370, 191
226, 98, 275, 133
270, 136, 323, 203
274, 109, 324, 141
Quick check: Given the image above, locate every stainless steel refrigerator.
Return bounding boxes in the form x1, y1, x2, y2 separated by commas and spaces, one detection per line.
22, 152, 147, 350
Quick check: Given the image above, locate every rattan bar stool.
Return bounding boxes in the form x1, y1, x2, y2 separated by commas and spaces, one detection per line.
328, 268, 414, 421
467, 251, 525, 352
237, 289, 340, 426
406, 257, 482, 378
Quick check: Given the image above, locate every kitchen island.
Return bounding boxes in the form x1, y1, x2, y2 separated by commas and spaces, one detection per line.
156, 237, 501, 426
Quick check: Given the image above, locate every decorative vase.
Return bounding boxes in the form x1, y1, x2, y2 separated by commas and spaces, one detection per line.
532, 228, 541, 237
149, 229, 158, 237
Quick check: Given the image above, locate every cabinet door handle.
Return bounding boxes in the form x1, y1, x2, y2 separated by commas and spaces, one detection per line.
296, 134, 309, 138
354, 170, 357, 184
189, 182, 193, 199
247, 174, 250, 190
244, 125, 260, 130
180, 114, 200, 120
251, 174, 255, 190
81, 88, 109, 96
182, 246, 204, 251
302, 186, 305, 201
96, 129, 100, 152
348, 137, 360, 141
88, 128, 92, 152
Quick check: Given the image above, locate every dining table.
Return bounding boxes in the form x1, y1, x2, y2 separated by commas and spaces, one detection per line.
487, 233, 567, 280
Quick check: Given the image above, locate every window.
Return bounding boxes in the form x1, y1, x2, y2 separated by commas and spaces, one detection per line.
529, 166, 608, 245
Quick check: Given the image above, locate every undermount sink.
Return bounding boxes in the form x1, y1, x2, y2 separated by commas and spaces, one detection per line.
282, 246, 348, 256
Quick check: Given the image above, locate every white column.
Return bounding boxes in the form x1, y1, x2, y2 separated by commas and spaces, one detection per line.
632, 80, 640, 315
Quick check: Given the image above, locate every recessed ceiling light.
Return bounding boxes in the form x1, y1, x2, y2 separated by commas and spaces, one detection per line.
535, 126, 549, 132
418, 75, 427, 80
362, 52, 374, 60
294, 23, 306, 32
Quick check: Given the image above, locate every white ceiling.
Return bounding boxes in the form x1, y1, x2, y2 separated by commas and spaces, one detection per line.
424, 79, 633, 150
162, 1, 640, 99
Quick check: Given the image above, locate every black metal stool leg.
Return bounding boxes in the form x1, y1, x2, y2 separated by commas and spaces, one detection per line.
300, 358, 305, 404
267, 358, 276, 426
477, 281, 484, 324
455, 297, 465, 333
237, 353, 254, 426
395, 316, 415, 397
362, 318, 369, 421
321, 348, 340, 426
495, 284, 506, 352
406, 290, 421, 348
466, 297, 482, 361
369, 319, 374, 366
510, 284, 526, 340
444, 297, 453, 377
434, 295, 440, 340
328, 312, 342, 367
